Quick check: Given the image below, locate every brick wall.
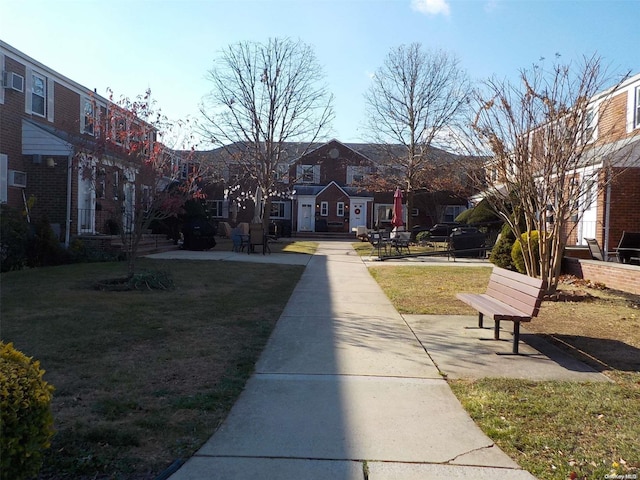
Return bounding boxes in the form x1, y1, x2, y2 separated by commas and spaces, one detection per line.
563, 257, 640, 295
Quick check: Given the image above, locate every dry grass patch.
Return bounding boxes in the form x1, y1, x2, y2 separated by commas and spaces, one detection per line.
1, 259, 304, 479
368, 265, 640, 480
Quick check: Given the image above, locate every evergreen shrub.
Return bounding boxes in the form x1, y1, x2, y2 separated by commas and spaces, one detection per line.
0, 342, 55, 480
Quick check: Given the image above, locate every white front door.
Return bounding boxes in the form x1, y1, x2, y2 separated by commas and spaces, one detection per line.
77, 166, 95, 234
350, 201, 366, 229
300, 203, 313, 231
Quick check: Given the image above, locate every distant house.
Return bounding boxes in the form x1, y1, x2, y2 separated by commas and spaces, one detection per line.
0, 40, 160, 246
197, 139, 473, 235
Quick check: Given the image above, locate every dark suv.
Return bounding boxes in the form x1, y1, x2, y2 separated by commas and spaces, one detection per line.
428, 222, 462, 241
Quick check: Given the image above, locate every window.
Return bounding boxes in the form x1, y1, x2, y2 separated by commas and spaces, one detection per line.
31, 72, 46, 117
112, 171, 119, 200
301, 165, 315, 183
582, 108, 597, 143
443, 205, 466, 223
82, 98, 96, 135
271, 201, 286, 218
635, 86, 640, 129
274, 163, 289, 183
206, 200, 223, 217
97, 169, 106, 199
320, 201, 328, 216
411, 208, 419, 217
336, 202, 344, 217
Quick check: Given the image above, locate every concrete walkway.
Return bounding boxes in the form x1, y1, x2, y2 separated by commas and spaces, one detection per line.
164, 241, 605, 480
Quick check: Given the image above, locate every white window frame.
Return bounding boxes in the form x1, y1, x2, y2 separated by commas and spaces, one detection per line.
31, 71, 46, 117
336, 202, 344, 217
320, 201, 328, 216
443, 205, 466, 223
300, 165, 314, 183
270, 201, 286, 219
635, 86, 640, 129
205, 199, 224, 218
82, 97, 96, 135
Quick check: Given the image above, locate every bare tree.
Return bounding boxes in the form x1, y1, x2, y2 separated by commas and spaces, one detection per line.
470, 55, 633, 292
199, 37, 334, 228
79, 90, 206, 278
363, 43, 471, 229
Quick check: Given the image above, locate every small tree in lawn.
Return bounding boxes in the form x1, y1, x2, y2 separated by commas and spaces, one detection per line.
363, 43, 471, 230
199, 37, 334, 229
470, 54, 633, 293
80, 89, 204, 278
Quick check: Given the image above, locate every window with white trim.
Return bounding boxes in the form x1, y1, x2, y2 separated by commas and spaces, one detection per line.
270, 201, 286, 218
336, 202, 344, 216
635, 86, 640, 129
31, 72, 46, 117
205, 199, 224, 217
320, 201, 328, 216
82, 98, 96, 135
301, 165, 315, 183
274, 163, 289, 183
443, 205, 466, 223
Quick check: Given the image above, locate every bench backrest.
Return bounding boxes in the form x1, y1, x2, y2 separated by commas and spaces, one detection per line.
486, 267, 547, 317
618, 231, 640, 249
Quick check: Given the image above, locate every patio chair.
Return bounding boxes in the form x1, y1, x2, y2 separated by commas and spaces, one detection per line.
248, 223, 270, 255
584, 238, 617, 262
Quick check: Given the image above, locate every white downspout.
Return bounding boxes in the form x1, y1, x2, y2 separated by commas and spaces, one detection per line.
65, 154, 72, 248
603, 167, 612, 260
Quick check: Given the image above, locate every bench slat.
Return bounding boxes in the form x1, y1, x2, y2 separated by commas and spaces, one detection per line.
456, 267, 547, 354
456, 293, 532, 321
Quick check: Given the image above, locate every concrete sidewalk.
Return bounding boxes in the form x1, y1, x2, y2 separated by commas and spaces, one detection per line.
166, 241, 605, 480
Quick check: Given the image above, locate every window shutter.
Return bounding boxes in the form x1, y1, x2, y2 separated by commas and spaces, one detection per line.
222, 199, 229, 217
25, 67, 32, 113
47, 77, 54, 122
313, 165, 320, 184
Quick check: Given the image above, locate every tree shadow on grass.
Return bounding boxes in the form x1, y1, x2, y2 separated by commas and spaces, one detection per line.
538, 334, 640, 372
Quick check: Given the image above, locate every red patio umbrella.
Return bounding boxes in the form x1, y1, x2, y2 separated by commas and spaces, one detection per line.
391, 187, 404, 228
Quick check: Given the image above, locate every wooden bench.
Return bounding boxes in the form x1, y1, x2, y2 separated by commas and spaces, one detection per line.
456, 267, 546, 354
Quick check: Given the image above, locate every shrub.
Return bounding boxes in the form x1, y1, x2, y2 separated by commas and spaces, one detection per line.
511, 230, 540, 275
490, 223, 516, 270
0, 342, 55, 480
0, 206, 30, 272
26, 216, 70, 268
415, 231, 431, 243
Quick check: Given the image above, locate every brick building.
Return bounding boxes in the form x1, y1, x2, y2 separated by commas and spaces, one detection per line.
198, 139, 472, 235
566, 73, 640, 255
1, 40, 159, 246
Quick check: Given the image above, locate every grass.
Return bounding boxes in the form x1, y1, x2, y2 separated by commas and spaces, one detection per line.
1, 256, 305, 479
369, 265, 640, 480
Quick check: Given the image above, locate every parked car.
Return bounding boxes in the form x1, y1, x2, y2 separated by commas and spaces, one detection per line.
423, 222, 462, 242
450, 227, 486, 257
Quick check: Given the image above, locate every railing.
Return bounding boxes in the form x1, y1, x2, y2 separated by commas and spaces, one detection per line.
77, 209, 120, 235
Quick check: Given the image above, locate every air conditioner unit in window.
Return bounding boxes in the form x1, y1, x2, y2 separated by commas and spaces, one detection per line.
2, 71, 25, 92
8, 170, 27, 188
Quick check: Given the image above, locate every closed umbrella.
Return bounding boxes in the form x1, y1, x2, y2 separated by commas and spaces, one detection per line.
392, 187, 404, 228
252, 186, 263, 224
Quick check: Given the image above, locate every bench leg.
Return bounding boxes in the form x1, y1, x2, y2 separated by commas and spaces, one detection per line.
494, 320, 501, 339
513, 322, 520, 354
478, 312, 484, 328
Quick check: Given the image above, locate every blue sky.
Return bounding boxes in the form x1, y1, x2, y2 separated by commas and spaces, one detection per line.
2, 0, 639, 145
